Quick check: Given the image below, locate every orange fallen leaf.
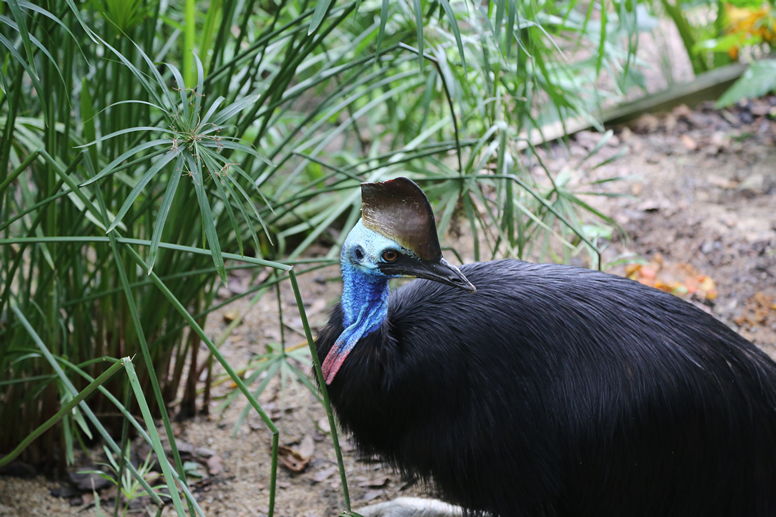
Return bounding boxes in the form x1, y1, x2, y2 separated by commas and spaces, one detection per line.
623, 256, 717, 302
734, 292, 775, 327
625, 263, 642, 278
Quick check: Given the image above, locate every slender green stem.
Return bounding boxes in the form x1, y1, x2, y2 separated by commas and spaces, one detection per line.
0, 149, 40, 192
123, 360, 187, 515
289, 271, 353, 513
0, 236, 290, 270
121, 243, 280, 517
183, 0, 197, 87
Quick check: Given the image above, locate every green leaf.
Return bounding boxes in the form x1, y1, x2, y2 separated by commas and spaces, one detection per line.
123, 361, 187, 514
200, 96, 226, 126
376, 0, 389, 50
0, 15, 64, 85
185, 153, 227, 282
439, 0, 466, 69
693, 32, 755, 54
166, 63, 191, 124
716, 60, 776, 108
210, 94, 259, 126
147, 155, 184, 273
309, 0, 334, 35
77, 127, 175, 149
413, 0, 424, 68
107, 149, 181, 233
595, 0, 607, 77
81, 139, 172, 186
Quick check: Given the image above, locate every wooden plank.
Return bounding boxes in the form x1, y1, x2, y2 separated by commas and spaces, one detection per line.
520, 62, 748, 149
602, 62, 748, 126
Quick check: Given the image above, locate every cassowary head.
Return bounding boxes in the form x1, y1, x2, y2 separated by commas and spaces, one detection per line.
342, 177, 475, 292
324, 177, 476, 383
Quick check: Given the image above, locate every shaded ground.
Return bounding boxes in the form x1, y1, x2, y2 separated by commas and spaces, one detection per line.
584, 98, 776, 349
1, 98, 774, 517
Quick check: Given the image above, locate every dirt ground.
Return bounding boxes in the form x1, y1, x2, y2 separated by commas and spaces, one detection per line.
1, 96, 774, 517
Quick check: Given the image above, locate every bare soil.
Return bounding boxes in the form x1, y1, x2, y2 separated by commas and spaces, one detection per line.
1, 98, 774, 517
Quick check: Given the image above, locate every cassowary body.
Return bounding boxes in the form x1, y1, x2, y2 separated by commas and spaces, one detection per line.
316, 178, 776, 517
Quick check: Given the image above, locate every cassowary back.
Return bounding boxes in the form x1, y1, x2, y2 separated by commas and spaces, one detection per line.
317, 260, 776, 517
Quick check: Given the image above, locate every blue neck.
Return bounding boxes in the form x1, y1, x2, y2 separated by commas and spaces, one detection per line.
340, 260, 390, 333
321, 223, 398, 384
321, 259, 390, 383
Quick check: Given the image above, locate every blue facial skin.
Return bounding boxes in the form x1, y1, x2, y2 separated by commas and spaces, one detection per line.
340, 220, 407, 326
321, 220, 411, 383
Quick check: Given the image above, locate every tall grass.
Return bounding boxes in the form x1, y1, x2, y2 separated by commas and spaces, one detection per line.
1, 0, 640, 514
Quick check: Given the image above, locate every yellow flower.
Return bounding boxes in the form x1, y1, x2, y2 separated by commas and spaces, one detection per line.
724, 4, 776, 59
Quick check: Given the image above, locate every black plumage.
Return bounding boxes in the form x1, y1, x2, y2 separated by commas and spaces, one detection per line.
317, 260, 776, 517
316, 177, 776, 517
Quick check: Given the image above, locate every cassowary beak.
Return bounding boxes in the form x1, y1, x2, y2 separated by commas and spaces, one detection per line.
380, 257, 476, 293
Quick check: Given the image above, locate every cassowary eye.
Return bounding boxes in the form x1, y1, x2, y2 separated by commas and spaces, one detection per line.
381, 249, 399, 263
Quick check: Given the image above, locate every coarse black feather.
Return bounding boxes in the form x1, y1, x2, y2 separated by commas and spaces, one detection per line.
316, 260, 776, 517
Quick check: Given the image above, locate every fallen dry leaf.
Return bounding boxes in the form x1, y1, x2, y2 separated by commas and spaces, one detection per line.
680, 134, 698, 151
707, 174, 736, 189
298, 435, 315, 459
207, 455, 224, 476
359, 489, 383, 503
67, 468, 111, 491
312, 466, 337, 483
174, 440, 195, 456
317, 417, 331, 434
633, 114, 660, 133
625, 255, 717, 301
195, 446, 216, 458
278, 445, 312, 473
734, 292, 776, 327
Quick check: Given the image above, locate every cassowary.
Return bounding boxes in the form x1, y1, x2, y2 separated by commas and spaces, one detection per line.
316, 177, 776, 517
